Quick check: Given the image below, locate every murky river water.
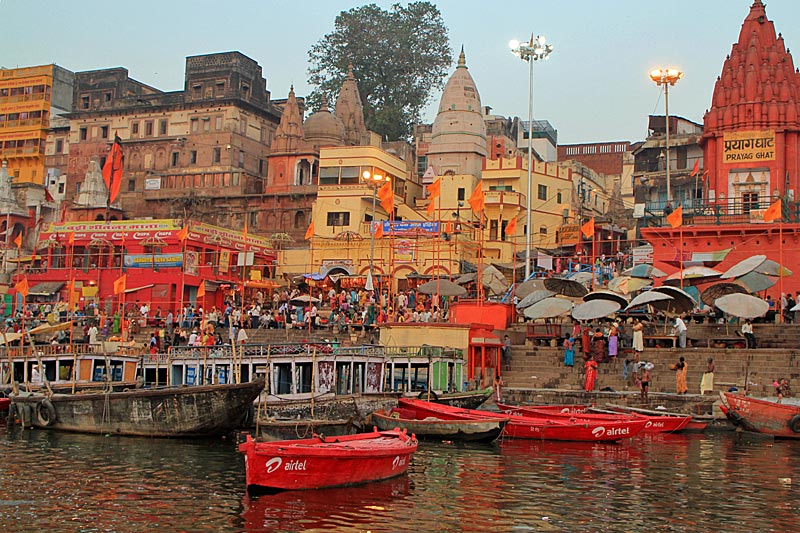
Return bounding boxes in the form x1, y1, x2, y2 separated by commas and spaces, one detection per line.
1, 426, 798, 532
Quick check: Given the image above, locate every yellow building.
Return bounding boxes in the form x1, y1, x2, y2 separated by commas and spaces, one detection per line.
0, 64, 74, 184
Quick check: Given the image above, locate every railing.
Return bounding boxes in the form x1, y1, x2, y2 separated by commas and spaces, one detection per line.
166, 342, 386, 361
644, 196, 798, 226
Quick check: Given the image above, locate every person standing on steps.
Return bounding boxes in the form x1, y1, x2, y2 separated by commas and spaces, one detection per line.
563, 335, 575, 367
584, 359, 598, 392
672, 356, 688, 394
639, 365, 651, 402
632, 319, 644, 362
493, 373, 504, 403
502, 335, 512, 371
673, 315, 688, 349
700, 357, 715, 394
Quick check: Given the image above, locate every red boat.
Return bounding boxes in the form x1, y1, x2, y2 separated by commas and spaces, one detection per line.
720, 391, 800, 439
397, 399, 646, 442
0, 397, 9, 412
238, 428, 418, 492
371, 407, 508, 443
596, 404, 695, 433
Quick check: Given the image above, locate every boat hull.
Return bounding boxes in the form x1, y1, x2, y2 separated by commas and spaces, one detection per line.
432, 388, 493, 409
11, 381, 264, 437
721, 392, 800, 439
256, 419, 361, 441
371, 408, 506, 443
239, 428, 418, 491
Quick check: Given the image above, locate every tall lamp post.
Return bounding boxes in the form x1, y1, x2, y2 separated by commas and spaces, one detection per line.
510, 34, 553, 280
649, 67, 683, 207
361, 170, 390, 288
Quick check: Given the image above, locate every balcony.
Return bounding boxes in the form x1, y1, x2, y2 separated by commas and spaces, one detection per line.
643, 196, 795, 226
484, 190, 525, 208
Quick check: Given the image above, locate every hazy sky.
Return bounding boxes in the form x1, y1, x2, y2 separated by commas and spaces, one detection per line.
2, 0, 799, 144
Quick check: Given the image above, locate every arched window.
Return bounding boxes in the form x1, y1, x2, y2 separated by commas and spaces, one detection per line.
294, 210, 306, 229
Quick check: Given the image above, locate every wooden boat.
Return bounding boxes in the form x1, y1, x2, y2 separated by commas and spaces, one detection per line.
371, 406, 508, 443
419, 387, 493, 409
598, 403, 695, 433
10, 380, 264, 437
720, 391, 800, 439
238, 427, 418, 492
497, 403, 637, 423
260, 392, 400, 421
398, 399, 647, 442
256, 418, 364, 441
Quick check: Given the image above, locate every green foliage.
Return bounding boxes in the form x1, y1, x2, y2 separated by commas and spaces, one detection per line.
307, 2, 451, 141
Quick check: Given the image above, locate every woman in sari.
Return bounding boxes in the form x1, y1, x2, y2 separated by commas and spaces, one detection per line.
607, 322, 619, 362
563, 335, 575, 367
673, 356, 688, 394
584, 359, 598, 391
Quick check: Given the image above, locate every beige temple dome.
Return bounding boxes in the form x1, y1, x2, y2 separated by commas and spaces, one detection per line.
304, 96, 345, 147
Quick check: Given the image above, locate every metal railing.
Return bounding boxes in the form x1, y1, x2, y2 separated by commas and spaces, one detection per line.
644, 196, 797, 226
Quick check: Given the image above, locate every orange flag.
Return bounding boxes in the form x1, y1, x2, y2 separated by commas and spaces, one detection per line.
763, 199, 782, 223
504, 216, 517, 236
374, 222, 384, 239
113, 274, 127, 295
176, 226, 189, 241
102, 134, 124, 204
689, 160, 700, 177
14, 277, 29, 299
666, 205, 683, 228
68, 232, 75, 245
378, 181, 395, 214
426, 178, 441, 198
242, 219, 248, 243
426, 198, 436, 216
581, 217, 595, 238
304, 221, 315, 240
196, 281, 206, 299
13, 232, 22, 249
469, 183, 485, 213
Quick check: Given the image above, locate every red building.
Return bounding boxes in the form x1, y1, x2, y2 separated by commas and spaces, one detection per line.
642, 0, 800, 297
20, 219, 276, 314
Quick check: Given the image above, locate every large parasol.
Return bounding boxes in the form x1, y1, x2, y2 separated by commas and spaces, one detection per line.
417, 279, 467, 297
514, 279, 547, 299
650, 286, 697, 314
624, 291, 674, 311
715, 293, 769, 319
571, 300, 621, 321
608, 276, 652, 295
583, 290, 628, 308
625, 264, 668, 279
733, 271, 777, 293
664, 266, 722, 286
544, 277, 589, 298
720, 255, 768, 279
516, 289, 556, 310
523, 297, 573, 320
700, 283, 748, 306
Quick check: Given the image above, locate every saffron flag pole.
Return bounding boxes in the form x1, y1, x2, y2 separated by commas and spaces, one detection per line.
764, 198, 783, 320
581, 218, 596, 290
102, 133, 124, 222
666, 206, 684, 288
469, 182, 486, 301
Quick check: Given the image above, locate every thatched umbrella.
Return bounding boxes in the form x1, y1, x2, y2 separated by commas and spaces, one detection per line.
700, 283, 748, 306
544, 277, 588, 298
583, 290, 628, 308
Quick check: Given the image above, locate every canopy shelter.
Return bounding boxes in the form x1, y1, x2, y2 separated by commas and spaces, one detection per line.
583, 290, 628, 308
700, 283, 748, 307
28, 281, 65, 297
650, 286, 697, 315
720, 255, 768, 279
664, 266, 722, 286
523, 297, 572, 320
416, 279, 466, 297
733, 271, 777, 293
516, 290, 555, 310
624, 291, 673, 312
624, 264, 667, 279
513, 279, 547, 299
715, 293, 769, 319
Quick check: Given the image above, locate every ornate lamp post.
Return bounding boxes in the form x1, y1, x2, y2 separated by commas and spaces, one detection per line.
510, 34, 553, 279
361, 170, 390, 287
649, 67, 683, 206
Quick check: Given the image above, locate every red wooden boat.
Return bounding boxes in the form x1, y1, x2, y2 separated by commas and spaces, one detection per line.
0, 397, 9, 412
238, 428, 418, 492
720, 391, 800, 439
597, 404, 695, 433
397, 399, 647, 442
371, 407, 508, 443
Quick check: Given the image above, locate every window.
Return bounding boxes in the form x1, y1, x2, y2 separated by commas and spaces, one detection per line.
557, 192, 562, 204
55, 139, 63, 153
457, 187, 465, 201
326, 212, 350, 226
127, 179, 136, 192
258, 159, 265, 175
319, 167, 339, 185
212, 147, 221, 163
190, 118, 199, 133
145, 121, 153, 136
159, 119, 167, 135
131, 122, 139, 135
192, 84, 202, 98
743, 192, 759, 214
240, 119, 247, 135
171, 152, 179, 166
539, 226, 548, 235
417, 156, 428, 177
241, 84, 250, 98
537, 184, 547, 201
215, 116, 222, 131
100, 126, 108, 139
203, 117, 210, 132
58, 183, 65, 194
104, 92, 112, 102
79, 127, 87, 140
189, 150, 197, 164
216, 82, 225, 96
81, 95, 89, 109
238, 150, 244, 167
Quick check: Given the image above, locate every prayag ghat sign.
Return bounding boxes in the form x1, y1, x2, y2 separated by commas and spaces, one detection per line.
723, 129, 775, 162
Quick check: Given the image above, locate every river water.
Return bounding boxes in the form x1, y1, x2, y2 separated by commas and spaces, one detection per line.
1, 426, 798, 532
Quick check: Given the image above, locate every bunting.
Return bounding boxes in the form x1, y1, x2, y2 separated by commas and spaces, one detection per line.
102, 133, 124, 204
504, 216, 517, 236
304, 221, 315, 240
468, 183, 485, 213
14, 277, 29, 299
581, 217, 595, 238
666, 205, 683, 228
113, 274, 127, 295
764, 199, 782, 223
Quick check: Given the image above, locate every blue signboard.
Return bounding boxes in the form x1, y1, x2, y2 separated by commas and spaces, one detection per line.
380, 220, 440, 236
187, 367, 196, 385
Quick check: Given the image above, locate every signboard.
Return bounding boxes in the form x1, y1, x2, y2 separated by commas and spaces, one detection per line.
632, 245, 654, 266
186, 367, 196, 385
558, 224, 580, 246
237, 251, 254, 267
185, 251, 198, 275
723, 129, 775, 162
749, 209, 768, 223
123, 253, 183, 268
394, 239, 416, 262
380, 220, 439, 236
144, 178, 162, 190
219, 250, 230, 273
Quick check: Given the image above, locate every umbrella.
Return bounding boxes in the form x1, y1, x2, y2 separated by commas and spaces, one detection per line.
417, 279, 467, 297
752, 259, 792, 278
664, 266, 722, 285
29, 321, 75, 335
290, 294, 320, 306
571, 300, 621, 321
700, 283, 748, 306
720, 255, 768, 279
624, 291, 673, 311
715, 293, 769, 319
569, 272, 593, 285
544, 277, 588, 298
514, 279, 546, 299
0, 332, 23, 345
523, 297, 573, 320
583, 290, 628, 308
516, 289, 556, 309
733, 271, 777, 293
650, 286, 697, 314
481, 265, 509, 297
455, 272, 477, 285
626, 264, 667, 279
608, 276, 652, 295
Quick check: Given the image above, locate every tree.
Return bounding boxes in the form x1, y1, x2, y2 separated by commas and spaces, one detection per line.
308, 2, 451, 141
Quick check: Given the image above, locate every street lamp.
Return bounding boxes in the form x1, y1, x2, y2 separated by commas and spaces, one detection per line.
361, 170, 390, 288
510, 34, 553, 280
649, 67, 683, 207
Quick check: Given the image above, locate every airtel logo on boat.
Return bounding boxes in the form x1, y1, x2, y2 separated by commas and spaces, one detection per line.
591, 426, 630, 438
265, 457, 308, 473
392, 455, 407, 470
265, 457, 282, 473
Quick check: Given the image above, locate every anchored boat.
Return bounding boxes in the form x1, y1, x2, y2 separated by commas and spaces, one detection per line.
720, 391, 800, 439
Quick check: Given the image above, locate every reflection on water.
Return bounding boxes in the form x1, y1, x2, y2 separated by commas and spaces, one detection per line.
1, 428, 799, 532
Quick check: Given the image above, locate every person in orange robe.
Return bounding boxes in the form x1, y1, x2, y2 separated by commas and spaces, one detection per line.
584, 360, 598, 391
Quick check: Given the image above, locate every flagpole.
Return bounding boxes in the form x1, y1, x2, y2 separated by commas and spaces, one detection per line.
779, 216, 784, 323
591, 226, 596, 292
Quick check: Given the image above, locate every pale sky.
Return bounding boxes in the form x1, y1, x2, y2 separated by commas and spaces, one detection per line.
2, 0, 799, 144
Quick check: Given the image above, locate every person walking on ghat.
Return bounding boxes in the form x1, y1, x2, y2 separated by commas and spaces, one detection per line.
700, 357, 715, 394
632, 319, 644, 361
672, 356, 688, 394
640, 365, 652, 403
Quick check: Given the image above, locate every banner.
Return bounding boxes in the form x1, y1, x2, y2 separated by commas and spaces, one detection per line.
380, 221, 440, 236
123, 254, 183, 268
185, 251, 199, 275
219, 250, 230, 273
723, 129, 775, 162
558, 224, 581, 246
